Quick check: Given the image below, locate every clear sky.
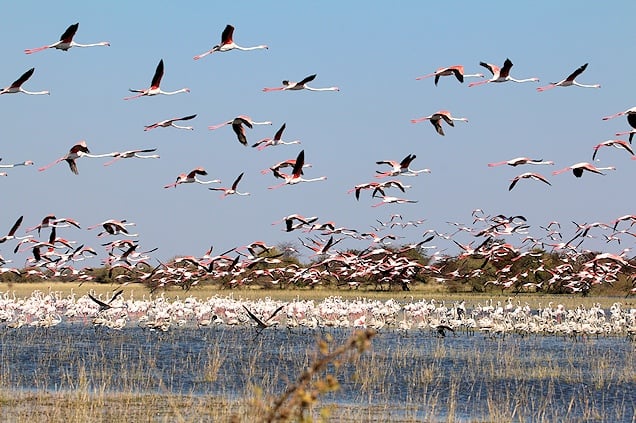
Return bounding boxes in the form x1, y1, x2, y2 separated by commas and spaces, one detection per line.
1, 1, 635, 268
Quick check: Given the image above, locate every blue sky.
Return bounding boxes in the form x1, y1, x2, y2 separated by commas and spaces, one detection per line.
1, 1, 635, 266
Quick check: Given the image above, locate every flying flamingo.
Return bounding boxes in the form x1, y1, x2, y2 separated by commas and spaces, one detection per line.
103, 148, 159, 166
26, 215, 81, 235
164, 167, 221, 188
24, 23, 110, 54
209, 172, 250, 197
591, 140, 634, 161
603, 107, 636, 143
87, 219, 137, 237
268, 150, 327, 189
144, 114, 197, 131
262, 74, 339, 92
375, 154, 431, 178
124, 59, 189, 100
193, 24, 268, 60
615, 129, 636, 144
508, 172, 552, 191
261, 159, 312, 176
208, 115, 272, 131
0, 159, 34, 168
229, 117, 253, 146
0, 216, 24, 244
38, 141, 111, 174
552, 162, 616, 177
469, 58, 539, 87
0, 68, 49, 95
411, 110, 468, 136
415, 65, 484, 85
537, 63, 600, 92
252, 123, 301, 150
371, 196, 418, 208
488, 157, 554, 167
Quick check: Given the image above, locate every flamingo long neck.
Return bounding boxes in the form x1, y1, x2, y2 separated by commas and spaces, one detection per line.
20, 89, 50, 95
72, 41, 110, 48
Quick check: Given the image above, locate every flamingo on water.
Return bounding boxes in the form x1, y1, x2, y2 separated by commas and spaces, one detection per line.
124, 59, 189, 100
508, 172, 551, 191
537, 63, 600, 92
144, 114, 197, 131
164, 167, 221, 189
263, 74, 339, 92
209, 172, 250, 198
591, 140, 634, 161
469, 58, 539, 87
38, 141, 111, 175
488, 157, 554, 167
103, 149, 160, 166
415, 65, 484, 85
252, 123, 301, 150
24, 23, 109, 54
411, 110, 468, 136
268, 150, 327, 189
193, 24, 268, 60
0, 68, 49, 95
552, 162, 616, 177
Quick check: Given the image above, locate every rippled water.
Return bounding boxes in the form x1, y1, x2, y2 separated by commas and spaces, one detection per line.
0, 324, 634, 422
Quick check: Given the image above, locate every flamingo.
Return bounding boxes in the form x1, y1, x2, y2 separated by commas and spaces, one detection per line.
0, 68, 49, 95
229, 117, 253, 146
615, 129, 636, 144
591, 140, 634, 161
603, 107, 636, 143
261, 159, 312, 176
415, 65, 484, 85
0, 159, 34, 168
208, 115, 272, 131
144, 114, 197, 131
26, 215, 81, 235
87, 219, 137, 237
252, 123, 301, 150
193, 24, 268, 60
375, 154, 430, 178
38, 141, 111, 174
537, 63, 600, 92
488, 157, 554, 167
552, 162, 616, 177
371, 196, 418, 207
508, 172, 551, 191
164, 167, 221, 188
24, 23, 109, 54
262, 74, 339, 92
103, 149, 159, 166
268, 150, 327, 189
0, 216, 24, 244
209, 172, 250, 197
468, 58, 539, 87
124, 60, 189, 100
411, 110, 468, 136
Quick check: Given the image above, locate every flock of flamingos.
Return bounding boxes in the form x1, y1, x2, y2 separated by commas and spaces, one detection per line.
1, 23, 636, 332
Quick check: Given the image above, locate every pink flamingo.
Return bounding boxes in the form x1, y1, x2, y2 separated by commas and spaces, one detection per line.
252, 123, 301, 150
24, 23, 109, 54
263, 74, 339, 92
411, 110, 468, 136
0, 216, 24, 244
592, 140, 634, 161
268, 150, 327, 189
209, 172, 250, 197
0, 68, 49, 95
371, 196, 418, 208
87, 219, 137, 237
415, 65, 484, 85
508, 172, 551, 191
375, 154, 430, 178
144, 114, 197, 131
261, 159, 312, 176
603, 107, 636, 144
208, 115, 271, 130
38, 141, 111, 174
193, 24, 268, 60
0, 159, 34, 168
488, 157, 554, 167
26, 215, 81, 235
537, 63, 600, 92
552, 162, 616, 177
469, 58, 539, 87
103, 149, 159, 166
615, 129, 636, 144
124, 59, 189, 100
164, 167, 221, 188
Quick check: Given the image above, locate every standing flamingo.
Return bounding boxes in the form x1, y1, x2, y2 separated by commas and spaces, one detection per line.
193, 24, 268, 60
415, 65, 484, 85
144, 114, 197, 131
469, 58, 539, 87
537, 63, 600, 92
209, 172, 250, 197
164, 167, 221, 188
263, 74, 339, 92
38, 141, 111, 174
24, 23, 109, 54
591, 140, 634, 161
268, 150, 327, 189
488, 157, 554, 167
103, 149, 160, 166
508, 172, 551, 191
552, 162, 616, 177
252, 123, 301, 150
124, 60, 189, 100
0, 68, 49, 95
411, 110, 468, 136
375, 154, 430, 177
